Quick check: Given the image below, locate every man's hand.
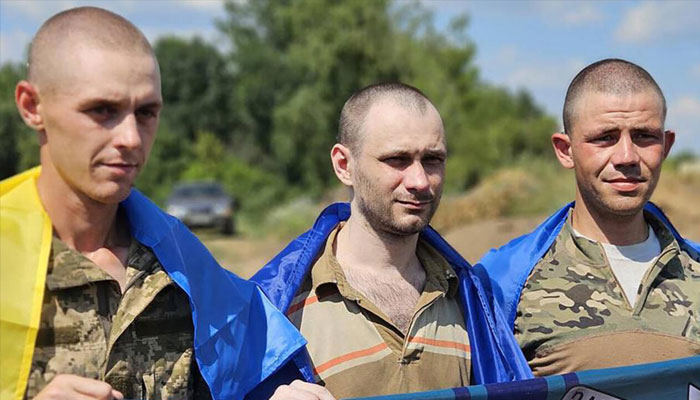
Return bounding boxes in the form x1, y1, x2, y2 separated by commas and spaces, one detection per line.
33, 374, 123, 400
270, 380, 336, 400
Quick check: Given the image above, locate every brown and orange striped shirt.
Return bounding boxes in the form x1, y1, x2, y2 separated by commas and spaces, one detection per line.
287, 226, 471, 398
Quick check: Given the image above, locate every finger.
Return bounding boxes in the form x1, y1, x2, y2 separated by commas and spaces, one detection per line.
65, 376, 114, 399
288, 381, 335, 400
111, 389, 124, 400
272, 385, 319, 400
74, 393, 108, 400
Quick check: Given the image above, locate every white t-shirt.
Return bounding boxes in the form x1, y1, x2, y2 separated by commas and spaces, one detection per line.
574, 227, 661, 306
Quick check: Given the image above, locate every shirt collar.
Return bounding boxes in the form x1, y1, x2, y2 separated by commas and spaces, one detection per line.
562, 208, 680, 266
46, 236, 161, 291
310, 224, 459, 298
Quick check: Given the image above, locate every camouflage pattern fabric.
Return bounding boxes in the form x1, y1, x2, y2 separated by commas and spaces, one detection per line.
515, 210, 700, 376
24, 237, 211, 400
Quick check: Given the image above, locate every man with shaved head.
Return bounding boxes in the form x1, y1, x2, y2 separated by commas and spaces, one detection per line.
476, 58, 700, 376
1, 7, 305, 400
250, 82, 531, 400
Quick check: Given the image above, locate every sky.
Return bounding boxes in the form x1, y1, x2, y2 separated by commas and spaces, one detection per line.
1, 0, 698, 154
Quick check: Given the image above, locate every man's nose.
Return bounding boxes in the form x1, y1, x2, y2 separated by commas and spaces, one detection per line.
404, 161, 430, 192
113, 113, 142, 150
611, 133, 641, 166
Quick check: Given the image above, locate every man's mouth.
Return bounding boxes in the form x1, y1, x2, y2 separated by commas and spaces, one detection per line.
604, 177, 646, 192
396, 199, 432, 209
101, 162, 139, 175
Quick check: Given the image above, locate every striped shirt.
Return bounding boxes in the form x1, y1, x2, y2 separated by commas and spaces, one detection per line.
288, 226, 471, 398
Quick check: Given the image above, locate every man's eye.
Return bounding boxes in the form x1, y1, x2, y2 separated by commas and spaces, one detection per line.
423, 156, 445, 165
383, 156, 410, 166
136, 108, 158, 120
591, 134, 614, 143
635, 132, 659, 141
85, 105, 120, 122
89, 105, 116, 117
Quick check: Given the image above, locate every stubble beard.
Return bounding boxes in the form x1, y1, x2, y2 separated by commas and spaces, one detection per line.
577, 173, 658, 222
354, 169, 441, 238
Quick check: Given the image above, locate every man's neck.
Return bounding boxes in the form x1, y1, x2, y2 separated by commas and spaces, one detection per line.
334, 203, 426, 334
335, 207, 421, 275
572, 195, 648, 246
37, 165, 124, 253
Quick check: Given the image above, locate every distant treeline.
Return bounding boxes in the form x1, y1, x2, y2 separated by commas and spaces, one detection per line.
0, 0, 557, 217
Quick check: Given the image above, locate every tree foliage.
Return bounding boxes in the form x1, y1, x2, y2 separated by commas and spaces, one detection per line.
217, 0, 556, 193
0, 63, 39, 178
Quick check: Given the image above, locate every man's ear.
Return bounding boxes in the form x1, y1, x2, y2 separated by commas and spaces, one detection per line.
331, 143, 353, 186
552, 132, 574, 169
15, 80, 44, 131
662, 130, 675, 159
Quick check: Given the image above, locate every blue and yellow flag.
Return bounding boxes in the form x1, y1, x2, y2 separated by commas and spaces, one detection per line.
1, 167, 307, 400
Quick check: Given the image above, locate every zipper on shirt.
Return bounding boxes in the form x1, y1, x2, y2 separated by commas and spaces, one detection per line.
398, 292, 445, 363
597, 245, 634, 311
100, 261, 165, 379
599, 242, 677, 314
632, 245, 678, 315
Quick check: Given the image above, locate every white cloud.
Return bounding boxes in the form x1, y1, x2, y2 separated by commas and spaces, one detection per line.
670, 96, 700, 119
178, 0, 224, 12
615, 1, 700, 43
536, 2, 603, 26
667, 95, 700, 153
505, 58, 585, 91
422, 0, 603, 27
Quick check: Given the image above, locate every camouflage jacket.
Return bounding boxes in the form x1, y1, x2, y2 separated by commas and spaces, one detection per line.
515, 210, 700, 376
24, 237, 211, 400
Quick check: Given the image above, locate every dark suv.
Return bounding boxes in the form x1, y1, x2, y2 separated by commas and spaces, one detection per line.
165, 182, 235, 235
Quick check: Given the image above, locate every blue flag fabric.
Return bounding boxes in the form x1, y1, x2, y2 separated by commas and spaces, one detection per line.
346, 355, 700, 400
122, 190, 307, 400
473, 201, 700, 329
250, 202, 534, 385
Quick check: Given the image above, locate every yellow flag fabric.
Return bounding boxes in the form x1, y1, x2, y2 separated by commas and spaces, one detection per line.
0, 167, 52, 400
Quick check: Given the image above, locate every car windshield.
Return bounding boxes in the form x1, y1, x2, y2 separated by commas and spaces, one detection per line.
172, 184, 225, 197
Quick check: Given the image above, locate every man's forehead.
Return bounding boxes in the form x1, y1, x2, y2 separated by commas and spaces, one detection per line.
571, 89, 664, 128
38, 45, 160, 97
362, 99, 442, 132
359, 108, 445, 154
576, 90, 663, 114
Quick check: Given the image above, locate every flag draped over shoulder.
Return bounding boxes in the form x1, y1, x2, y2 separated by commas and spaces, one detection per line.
345, 355, 700, 400
473, 202, 700, 329
0, 168, 52, 400
250, 203, 534, 385
0, 167, 307, 400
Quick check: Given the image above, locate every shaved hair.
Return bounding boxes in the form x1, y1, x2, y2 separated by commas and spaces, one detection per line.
28, 6, 154, 92
338, 82, 437, 153
563, 58, 666, 135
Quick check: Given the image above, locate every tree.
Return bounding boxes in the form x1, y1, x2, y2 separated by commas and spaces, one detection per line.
0, 63, 38, 179
154, 36, 237, 143
218, 0, 557, 194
